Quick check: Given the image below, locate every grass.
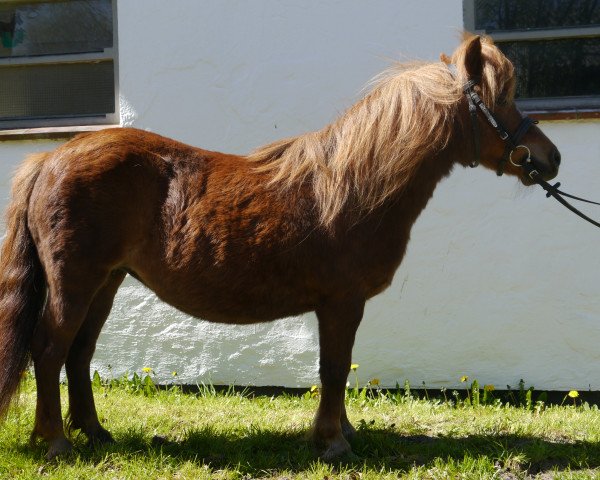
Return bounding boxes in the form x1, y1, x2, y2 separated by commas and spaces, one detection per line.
2, 375, 600, 479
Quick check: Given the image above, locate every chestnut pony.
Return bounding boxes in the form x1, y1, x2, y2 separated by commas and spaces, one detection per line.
0, 36, 560, 460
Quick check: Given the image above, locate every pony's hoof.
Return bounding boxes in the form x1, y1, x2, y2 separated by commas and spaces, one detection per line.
45, 437, 73, 461
87, 427, 115, 447
319, 436, 354, 462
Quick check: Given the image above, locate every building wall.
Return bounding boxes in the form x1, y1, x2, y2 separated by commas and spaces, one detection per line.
1, 1, 599, 390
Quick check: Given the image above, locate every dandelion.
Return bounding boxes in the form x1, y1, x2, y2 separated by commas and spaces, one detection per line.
142, 367, 153, 374
484, 384, 495, 392
561, 390, 580, 407
370, 378, 380, 386
310, 385, 319, 393
350, 363, 359, 371
171, 371, 178, 377
460, 375, 469, 383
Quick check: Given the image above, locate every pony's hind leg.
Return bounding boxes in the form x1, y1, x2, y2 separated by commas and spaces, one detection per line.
314, 296, 364, 460
30, 270, 110, 460
65, 270, 126, 446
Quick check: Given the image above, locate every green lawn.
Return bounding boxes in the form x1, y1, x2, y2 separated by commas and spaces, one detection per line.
2, 376, 600, 479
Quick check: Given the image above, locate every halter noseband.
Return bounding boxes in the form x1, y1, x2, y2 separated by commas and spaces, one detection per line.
448, 64, 537, 176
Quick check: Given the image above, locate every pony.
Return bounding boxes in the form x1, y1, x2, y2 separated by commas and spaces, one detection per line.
0, 35, 560, 460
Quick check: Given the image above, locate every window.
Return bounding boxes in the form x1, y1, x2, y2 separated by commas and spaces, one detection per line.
0, 0, 117, 130
464, 0, 600, 116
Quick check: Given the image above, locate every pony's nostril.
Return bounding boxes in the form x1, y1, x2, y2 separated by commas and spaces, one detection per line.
553, 148, 561, 167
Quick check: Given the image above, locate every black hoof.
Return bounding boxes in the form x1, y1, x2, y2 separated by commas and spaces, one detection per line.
87, 428, 115, 448
46, 438, 73, 461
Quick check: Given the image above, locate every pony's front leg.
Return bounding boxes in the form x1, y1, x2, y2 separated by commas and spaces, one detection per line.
314, 297, 364, 460
341, 404, 357, 440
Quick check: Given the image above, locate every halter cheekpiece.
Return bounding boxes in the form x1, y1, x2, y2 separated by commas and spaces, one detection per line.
448, 63, 537, 175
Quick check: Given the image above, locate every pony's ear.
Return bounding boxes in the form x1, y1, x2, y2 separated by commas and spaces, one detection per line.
463, 35, 482, 79
440, 53, 451, 64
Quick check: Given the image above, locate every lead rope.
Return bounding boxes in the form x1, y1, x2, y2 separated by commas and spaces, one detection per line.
523, 164, 600, 229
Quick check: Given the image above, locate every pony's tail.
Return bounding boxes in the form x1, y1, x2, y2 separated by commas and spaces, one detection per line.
0, 152, 47, 419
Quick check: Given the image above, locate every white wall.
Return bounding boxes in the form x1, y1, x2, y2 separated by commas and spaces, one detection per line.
1, 1, 599, 390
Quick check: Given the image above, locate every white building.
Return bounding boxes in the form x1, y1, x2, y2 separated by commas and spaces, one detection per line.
0, 1, 598, 390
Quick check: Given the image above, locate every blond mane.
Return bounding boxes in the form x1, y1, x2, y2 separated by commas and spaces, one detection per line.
248, 36, 514, 227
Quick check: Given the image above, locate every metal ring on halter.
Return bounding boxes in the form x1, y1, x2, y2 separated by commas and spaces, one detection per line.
509, 145, 531, 167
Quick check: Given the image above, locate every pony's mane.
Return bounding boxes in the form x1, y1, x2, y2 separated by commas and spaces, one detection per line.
248, 36, 514, 227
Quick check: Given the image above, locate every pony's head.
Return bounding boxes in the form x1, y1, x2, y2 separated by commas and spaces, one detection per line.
443, 35, 561, 184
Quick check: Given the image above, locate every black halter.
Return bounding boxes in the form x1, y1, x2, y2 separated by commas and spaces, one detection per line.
449, 64, 600, 230
462, 77, 537, 175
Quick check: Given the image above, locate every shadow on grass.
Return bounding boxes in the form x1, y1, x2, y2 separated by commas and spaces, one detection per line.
17, 426, 600, 476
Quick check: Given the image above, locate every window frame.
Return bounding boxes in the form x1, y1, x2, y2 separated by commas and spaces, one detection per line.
0, 0, 119, 131
463, 0, 600, 116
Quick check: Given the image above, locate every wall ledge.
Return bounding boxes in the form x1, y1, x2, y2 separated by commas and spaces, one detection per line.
0, 125, 121, 142
526, 110, 600, 122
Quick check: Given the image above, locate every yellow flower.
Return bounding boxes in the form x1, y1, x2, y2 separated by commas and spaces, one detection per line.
142, 367, 153, 374
171, 371, 178, 377
310, 385, 319, 392
460, 375, 469, 383
350, 363, 359, 371
484, 384, 495, 392
568, 390, 579, 398
370, 378, 380, 386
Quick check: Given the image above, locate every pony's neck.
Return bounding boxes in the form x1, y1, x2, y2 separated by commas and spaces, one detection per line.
330, 143, 462, 296
346, 119, 470, 234
398, 147, 458, 218
338, 120, 467, 232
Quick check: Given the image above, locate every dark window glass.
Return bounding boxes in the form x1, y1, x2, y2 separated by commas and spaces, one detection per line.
0, 0, 112, 58
499, 38, 600, 98
475, 0, 600, 32
0, 61, 115, 120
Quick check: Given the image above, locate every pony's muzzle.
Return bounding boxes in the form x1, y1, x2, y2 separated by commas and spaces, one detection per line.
545, 146, 561, 180
529, 148, 560, 181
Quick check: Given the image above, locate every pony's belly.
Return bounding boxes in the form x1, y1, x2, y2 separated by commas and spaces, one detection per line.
135, 271, 318, 325
161, 292, 315, 325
